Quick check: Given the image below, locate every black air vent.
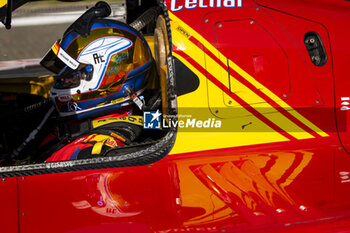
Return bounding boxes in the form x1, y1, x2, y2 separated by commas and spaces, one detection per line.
304, 31, 328, 67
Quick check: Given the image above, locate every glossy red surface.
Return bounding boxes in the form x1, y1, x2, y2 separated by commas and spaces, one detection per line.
15, 140, 350, 232
200, 6, 332, 124
0, 177, 18, 233
2, 0, 350, 232
214, 19, 290, 103
255, 0, 350, 156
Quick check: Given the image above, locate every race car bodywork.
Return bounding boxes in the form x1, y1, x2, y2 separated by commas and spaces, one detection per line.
1, 0, 350, 232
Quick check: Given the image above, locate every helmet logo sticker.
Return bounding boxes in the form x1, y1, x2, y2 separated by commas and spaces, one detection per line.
107, 53, 128, 76
58, 95, 72, 102
93, 53, 106, 64
56, 43, 80, 70
68, 102, 82, 112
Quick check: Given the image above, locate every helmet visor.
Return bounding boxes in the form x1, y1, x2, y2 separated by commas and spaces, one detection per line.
41, 41, 93, 89
40, 41, 80, 76
53, 65, 93, 89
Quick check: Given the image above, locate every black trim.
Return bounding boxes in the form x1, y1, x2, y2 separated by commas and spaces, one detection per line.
0, 130, 176, 178
304, 31, 328, 67
63, 1, 111, 38
174, 57, 200, 96
5, 0, 12, 29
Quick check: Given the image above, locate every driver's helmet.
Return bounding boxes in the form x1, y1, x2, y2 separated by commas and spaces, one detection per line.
41, 19, 153, 120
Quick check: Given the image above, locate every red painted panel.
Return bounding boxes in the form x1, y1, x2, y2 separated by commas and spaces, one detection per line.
254, 0, 350, 21
15, 139, 350, 232
0, 177, 18, 233
215, 19, 290, 106
18, 165, 181, 233
201, 7, 324, 120
261, 7, 336, 134
254, 0, 350, 155
261, 6, 350, 156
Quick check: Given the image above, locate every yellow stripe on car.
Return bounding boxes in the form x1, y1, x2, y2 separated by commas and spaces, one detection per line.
170, 52, 289, 155
171, 23, 313, 140
169, 11, 328, 139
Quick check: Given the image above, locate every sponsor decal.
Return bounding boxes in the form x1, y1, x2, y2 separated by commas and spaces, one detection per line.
68, 102, 82, 112
341, 97, 350, 111
55, 43, 79, 70
105, 139, 118, 147
176, 25, 191, 38
171, 0, 243, 12
340, 171, 350, 183
110, 97, 126, 104
92, 116, 144, 128
57, 95, 72, 102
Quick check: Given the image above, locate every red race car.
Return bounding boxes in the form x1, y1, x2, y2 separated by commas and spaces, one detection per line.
0, 0, 349, 232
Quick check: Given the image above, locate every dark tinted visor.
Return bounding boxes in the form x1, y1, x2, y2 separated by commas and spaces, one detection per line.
40, 41, 79, 76
41, 41, 93, 89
